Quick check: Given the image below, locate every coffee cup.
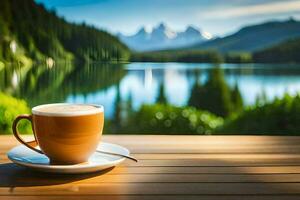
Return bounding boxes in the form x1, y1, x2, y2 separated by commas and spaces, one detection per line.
12, 103, 104, 164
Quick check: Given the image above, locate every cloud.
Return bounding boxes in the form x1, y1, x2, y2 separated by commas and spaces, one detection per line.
201, 0, 300, 19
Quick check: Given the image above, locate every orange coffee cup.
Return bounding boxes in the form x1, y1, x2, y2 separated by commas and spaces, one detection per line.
12, 103, 104, 164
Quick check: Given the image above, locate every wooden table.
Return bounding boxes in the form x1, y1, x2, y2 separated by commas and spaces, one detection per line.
0, 135, 300, 200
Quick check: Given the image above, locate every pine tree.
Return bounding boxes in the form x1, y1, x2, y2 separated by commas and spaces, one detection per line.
188, 80, 202, 108
156, 83, 167, 104
113, 84, 122, 131
231, 83, 243, 112
188, 67, 233, 117
126, 92, 133, 118
188, 69, 202, 107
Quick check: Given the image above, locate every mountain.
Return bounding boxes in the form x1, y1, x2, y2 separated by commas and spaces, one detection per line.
118, 23, 211, 52
189, 18, 300, 53
0, 0, 129, 65
253, 37, 300, 63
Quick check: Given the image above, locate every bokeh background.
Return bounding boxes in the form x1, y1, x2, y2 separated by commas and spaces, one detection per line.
1, 0, 300, 135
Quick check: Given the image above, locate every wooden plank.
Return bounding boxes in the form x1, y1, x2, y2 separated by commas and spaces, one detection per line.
1, 164, 300, 175
3, 148, 300, 154
3, 136, 300, 148
2, 154, 300, 163
118, 146, 300, 154
3, 153, 300, 160
1, 172, 300, 185
103, 135, 300, 144
109, 166, 300, 174
2, 135, 300, 154
1, 195, 300, 200
3, 135, 300, 146
131, 154, 300, 159
1, 164, 300, 187
1, 183, 300, 195
1, 157, 300, 167
119, 160, 300, 167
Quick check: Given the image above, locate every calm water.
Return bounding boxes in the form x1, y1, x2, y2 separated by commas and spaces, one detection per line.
1, 62, 300, 118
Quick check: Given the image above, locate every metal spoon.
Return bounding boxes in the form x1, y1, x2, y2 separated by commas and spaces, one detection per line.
96, 150, 138, 162
27, 140, 138, 162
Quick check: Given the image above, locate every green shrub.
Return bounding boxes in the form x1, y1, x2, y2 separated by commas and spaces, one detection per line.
0, 92, 31, 134
123, 104, 223, 134
218, 94, 300, 135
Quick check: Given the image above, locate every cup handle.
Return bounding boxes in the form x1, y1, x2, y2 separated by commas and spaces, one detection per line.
12, 114, 43, 154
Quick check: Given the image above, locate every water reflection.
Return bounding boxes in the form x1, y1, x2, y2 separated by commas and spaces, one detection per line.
0, 62, 300, 118
0, 62, 125, 107
144, 68, 153, 89
11, 71, 19, 88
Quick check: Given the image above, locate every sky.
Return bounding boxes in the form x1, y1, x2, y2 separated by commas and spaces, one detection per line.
35, 0, 300, 37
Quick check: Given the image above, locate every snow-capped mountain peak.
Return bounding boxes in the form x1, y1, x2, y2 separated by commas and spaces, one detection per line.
151, 23, 177, 39
202, 31, 213, 40
185, 25, 200, 34
118, 22, 212, 51
137, 27, 147, 35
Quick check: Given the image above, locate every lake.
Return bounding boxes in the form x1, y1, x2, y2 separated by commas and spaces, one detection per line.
1, 62, 300, 118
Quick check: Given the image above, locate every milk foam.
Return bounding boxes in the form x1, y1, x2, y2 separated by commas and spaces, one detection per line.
32, 103, 103, 116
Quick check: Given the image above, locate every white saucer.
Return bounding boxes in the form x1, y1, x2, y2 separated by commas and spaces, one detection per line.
7, 142, 129, 174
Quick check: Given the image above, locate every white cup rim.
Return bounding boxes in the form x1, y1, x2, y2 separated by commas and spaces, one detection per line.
32, 103, 104, 117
